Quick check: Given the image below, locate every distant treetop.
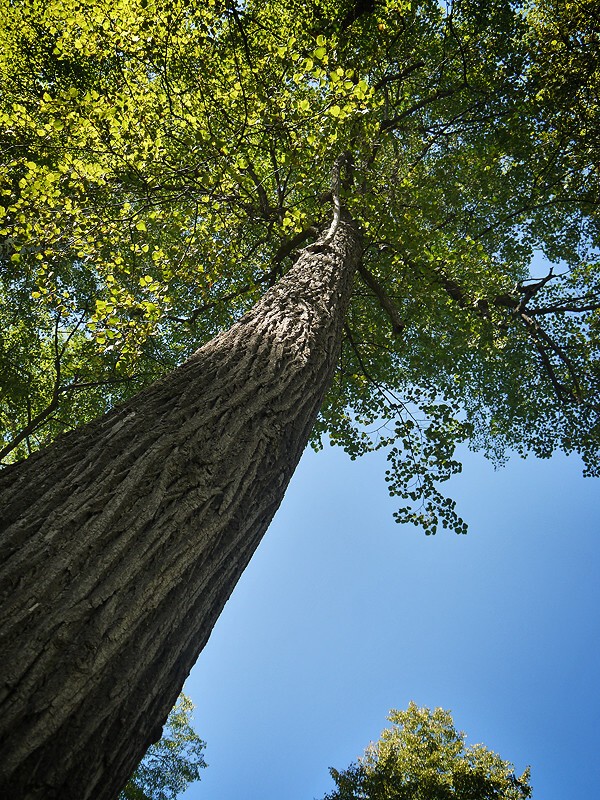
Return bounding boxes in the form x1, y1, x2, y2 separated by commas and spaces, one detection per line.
323, 701, 532, 800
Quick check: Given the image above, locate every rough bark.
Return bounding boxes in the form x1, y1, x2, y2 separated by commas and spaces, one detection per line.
0, 216, 362, 800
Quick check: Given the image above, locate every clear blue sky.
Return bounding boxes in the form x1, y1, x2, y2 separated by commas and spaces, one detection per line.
181, 442, 599, 799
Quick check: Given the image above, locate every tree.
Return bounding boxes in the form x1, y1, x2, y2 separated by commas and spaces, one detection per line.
120, 694, 206, 800
0, 0, 598, 797
323, 702, 532, 800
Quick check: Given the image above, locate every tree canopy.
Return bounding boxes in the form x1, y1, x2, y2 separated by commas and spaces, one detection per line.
323, 702, 532, 800
1, 0, 599, 534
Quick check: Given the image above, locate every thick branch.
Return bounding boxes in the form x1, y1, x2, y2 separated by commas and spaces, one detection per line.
519, 310, 583, 403
357, 263, 405, 335
312, 153, 351, 248
515, 269, 556, 313
429, 264, 585, 405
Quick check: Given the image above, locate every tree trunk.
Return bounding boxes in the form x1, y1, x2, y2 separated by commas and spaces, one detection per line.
0, 216, 362, 800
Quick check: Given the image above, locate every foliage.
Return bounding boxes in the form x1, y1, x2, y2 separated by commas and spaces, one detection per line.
323, 702, 532, 800
528, 0, 600, 170
119, 694, 206, 800
1, 0, 599, 531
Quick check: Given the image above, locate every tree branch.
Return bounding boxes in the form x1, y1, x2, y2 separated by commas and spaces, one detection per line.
518, 310, 583, 403
380, 86, 463, 131
529, 299, 600, 316
0, 398, 61, 463
317, 153, 350, 247
426, 262, 585, 406
0, 375, 136, 464
374, 61, 426, 91
357, 263, 405, 335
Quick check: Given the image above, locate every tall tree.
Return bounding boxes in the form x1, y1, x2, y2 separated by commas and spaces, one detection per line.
0, 207, 360, 799
1, 0, 598, 797
323, 702, 532, 800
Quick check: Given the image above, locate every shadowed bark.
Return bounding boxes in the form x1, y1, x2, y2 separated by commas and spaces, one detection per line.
0, 216, 362, 800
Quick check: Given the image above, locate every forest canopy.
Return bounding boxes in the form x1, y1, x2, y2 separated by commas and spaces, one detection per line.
1, 0, 599, 533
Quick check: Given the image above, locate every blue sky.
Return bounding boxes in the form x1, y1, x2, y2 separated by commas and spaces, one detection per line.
182, 441, 599, 799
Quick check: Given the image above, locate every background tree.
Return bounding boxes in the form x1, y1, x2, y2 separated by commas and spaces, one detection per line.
120, 694, 206, 800
323, 702, 532, 800
1, 0, 598, 798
